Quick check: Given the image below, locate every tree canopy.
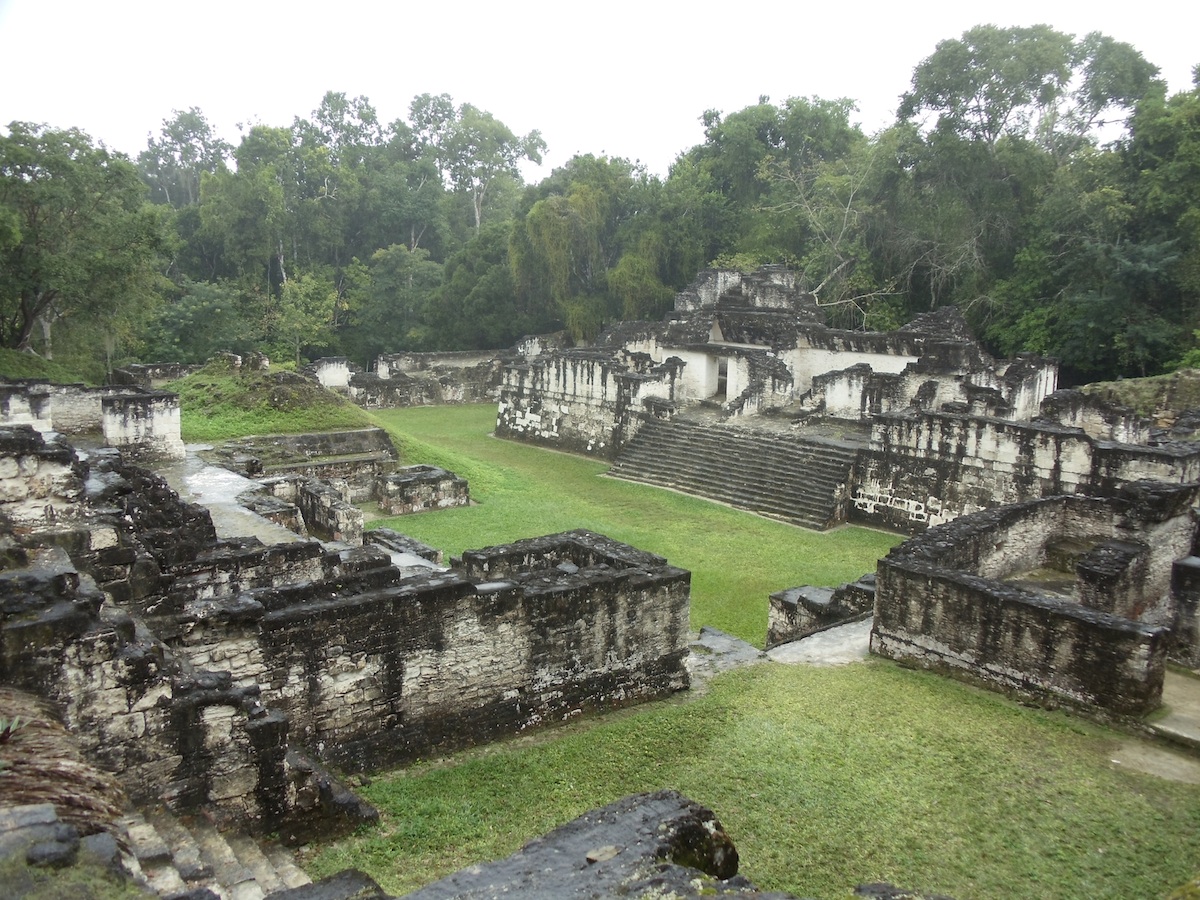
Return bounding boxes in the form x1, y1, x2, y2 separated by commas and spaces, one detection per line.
0, 123, 170, 362
3, 26, 1198, 385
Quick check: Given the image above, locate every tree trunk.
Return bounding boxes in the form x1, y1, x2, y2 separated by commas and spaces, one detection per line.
37, 314, 53, 360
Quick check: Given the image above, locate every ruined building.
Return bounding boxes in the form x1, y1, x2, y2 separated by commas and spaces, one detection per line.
489, 267, 1200, 721
0, 421, 691, 893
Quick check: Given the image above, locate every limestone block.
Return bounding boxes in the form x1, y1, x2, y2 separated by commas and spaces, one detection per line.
201, 706, 236, 749
209, 768, 258, 802
88, 526, 120, 550
130, 684, 172, 714
0, 477, 30, 502
109, 711, 147, 741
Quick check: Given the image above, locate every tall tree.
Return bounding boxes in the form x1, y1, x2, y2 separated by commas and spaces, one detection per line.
0, 122, 170, 355
899, 24, 1160, 153
138, 107, 231, 207
409, 94, 545, 232
898, 25, 1078, 150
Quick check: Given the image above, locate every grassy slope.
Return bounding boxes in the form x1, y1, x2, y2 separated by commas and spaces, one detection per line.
0, 347, 96, 384
298, 404, 1200, 900
168, 367, 375, 443
366, 405, 897, 645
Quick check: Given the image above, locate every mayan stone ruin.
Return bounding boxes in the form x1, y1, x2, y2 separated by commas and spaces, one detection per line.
3, 268, 1200, 897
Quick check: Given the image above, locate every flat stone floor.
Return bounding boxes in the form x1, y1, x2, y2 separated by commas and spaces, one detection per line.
766, 617, 874, 666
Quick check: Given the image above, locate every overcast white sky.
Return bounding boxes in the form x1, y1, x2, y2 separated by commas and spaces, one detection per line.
1, 1, 1196, 179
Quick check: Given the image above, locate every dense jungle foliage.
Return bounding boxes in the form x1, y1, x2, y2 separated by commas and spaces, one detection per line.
3, 24, 1199, 386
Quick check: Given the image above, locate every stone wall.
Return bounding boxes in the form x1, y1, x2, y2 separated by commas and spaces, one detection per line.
871, 485, 1200, 715
295, 479, 363, 543
209, 428, 397, 503
802, 356, 1055, 422
1038, 389, 1152, 443
0, 383, 52, 431
0, 382, 185, 460
101, 392, 186, 460
246, 474, 365, 544
767, 575, 875, 648
43, 383, 108, 434
672, 267, 802, 312
853, 411, 1200, 531
109, 363, 204, 389
165, 530, 691, 772
306, 357, 352, 390
0, 543, 365, 838
496, 351, 684, 457
0, 427, 86, 526
351, 349, 507, 408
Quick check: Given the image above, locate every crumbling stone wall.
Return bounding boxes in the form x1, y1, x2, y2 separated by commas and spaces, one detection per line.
871, 484, 1200, 715
305, 357, 353, 390
210, 427, 397, 502
109, 362, 204, 389
294, 479, 362, 543
496, 351, 684, 457
101, 392, 185, 460
853, 410, 1200, 531
243, 474, 362, 542
1038, 389, 1152, 443
0, 541, 355, 837
159, 530, 690, 772
349, 349, 508, 409
0, 383, 52, 431
767, 575, 876, 647
803, 357, 1053, 422
0, 426, 86, 526
672, 266, 803, 312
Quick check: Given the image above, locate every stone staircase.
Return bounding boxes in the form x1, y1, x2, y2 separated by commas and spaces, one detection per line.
119, 806, 312, 899
607, 418, 861, 530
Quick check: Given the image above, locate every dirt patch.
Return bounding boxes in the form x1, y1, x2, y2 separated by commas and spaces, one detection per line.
1107, 738, 1200, 784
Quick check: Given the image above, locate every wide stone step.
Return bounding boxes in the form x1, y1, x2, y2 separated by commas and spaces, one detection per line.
609, 470, 834, 528
619, 468, 844, 518
617, 469, 837, 515
614, 435, 853, 471
617, 452, 847, 488
120, 806, 312, 898
614, 451, 849, 487
614, 446, 847, 491
610, 419, 858, 530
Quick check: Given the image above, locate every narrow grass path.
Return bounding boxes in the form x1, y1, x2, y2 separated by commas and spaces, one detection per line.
299, 404, 1200, 900
366, 404, 898, 646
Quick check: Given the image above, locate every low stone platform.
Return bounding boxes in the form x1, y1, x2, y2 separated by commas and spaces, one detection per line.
1151, 671, 1200, 753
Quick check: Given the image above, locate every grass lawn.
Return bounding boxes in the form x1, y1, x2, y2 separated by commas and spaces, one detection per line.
305, 664, 1200, 900
365, 404, 898, 647
293, 403, 1200, 899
